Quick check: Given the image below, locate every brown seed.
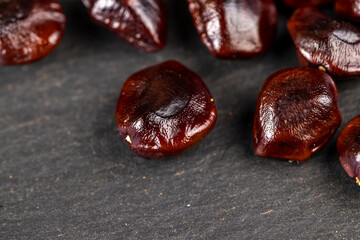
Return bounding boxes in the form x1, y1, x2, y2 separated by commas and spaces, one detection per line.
288, 7, 360, 77
253, 67, 342, 161
82, 0, 167, 53
337, 116, 360, 185
0, 0, 66, 65
187, 0, 278, 59
116, 61, 217, 158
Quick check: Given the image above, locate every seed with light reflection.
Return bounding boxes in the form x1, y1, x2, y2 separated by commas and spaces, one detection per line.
187, 0, 277, 58
253, 67, 341, 161
337, 116, 360, 185
115, 61, 217, 158
82, 0, 167, 53
0, 0, 66, 65
288, 7, 360, 77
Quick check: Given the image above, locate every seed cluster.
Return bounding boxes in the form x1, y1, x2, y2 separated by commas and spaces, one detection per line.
2, 0, 360, 185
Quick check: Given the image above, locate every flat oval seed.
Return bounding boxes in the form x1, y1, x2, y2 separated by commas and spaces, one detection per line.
288, 7, 360, 77
253, 67, 342, 161
0, 0, 66, 65
187, 0, 277, 59
116, 61, 217, 158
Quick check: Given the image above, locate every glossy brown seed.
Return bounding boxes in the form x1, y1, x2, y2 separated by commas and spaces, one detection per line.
335, 0, 360, 22
0, 0, 66, 65
288, 7, 360, 77
253, 67, 342, 161
82, 0, 166, 53
187, 0, 277, 59
115, 61, 217, 158
281, 0, 333, 8
337, 116, 360, 185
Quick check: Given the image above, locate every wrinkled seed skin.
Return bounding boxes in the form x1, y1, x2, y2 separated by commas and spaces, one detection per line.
0, 0, 66, 65
288, 7, 360, 77
83, 0, 166, 53
337, 116, 360, 181
187, 0, 277, 59
116, 61, 217, 158
335, 0, 360, 22
281, 0, 333, 8
253, 67, 342, 161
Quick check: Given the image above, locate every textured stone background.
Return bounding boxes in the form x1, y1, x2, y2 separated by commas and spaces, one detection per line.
1, 1, 360, 239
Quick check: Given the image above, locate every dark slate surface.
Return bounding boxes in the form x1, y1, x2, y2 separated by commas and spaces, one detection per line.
1, 1, 360, 239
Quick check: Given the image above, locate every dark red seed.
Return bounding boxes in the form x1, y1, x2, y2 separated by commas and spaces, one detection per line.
335, 0, 360, 22
82, 0, 167, 53
187, 0, 277, 59
0, 0, 66, 65
115, 61, 217, 158
337, 116, 360, 185
281, 0, 333, 8
253, 67, 342, 161
288, 7, 360, 77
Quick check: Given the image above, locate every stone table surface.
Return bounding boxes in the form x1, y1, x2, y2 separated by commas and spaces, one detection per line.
1, 1, 360, 239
